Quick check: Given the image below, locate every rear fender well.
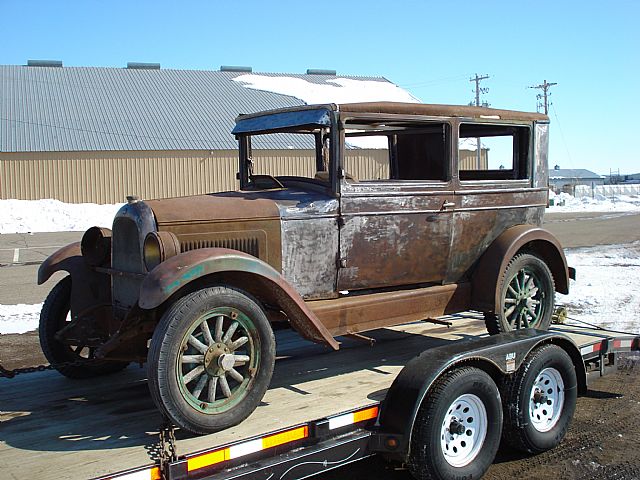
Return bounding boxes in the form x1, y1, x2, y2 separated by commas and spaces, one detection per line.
471, 225, 570, 312
138, 248, 339, 350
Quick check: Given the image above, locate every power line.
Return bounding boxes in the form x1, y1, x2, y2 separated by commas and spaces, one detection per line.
469, 74, 490, 169
528, 79, 557, 115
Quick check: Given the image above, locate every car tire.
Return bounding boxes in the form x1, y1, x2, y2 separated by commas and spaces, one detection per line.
501, 344, 577, 453
484, 253, 555, 335
39, 276, 129, 378
408, 367, 503, 480
147, 286, 276, 434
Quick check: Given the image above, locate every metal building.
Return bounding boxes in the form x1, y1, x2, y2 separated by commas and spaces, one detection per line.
0, 63, 401, 203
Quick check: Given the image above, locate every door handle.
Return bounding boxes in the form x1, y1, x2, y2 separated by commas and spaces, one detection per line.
441, 201, 455, 210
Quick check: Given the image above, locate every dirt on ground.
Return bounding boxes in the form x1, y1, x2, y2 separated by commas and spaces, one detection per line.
3, 331, 640, 479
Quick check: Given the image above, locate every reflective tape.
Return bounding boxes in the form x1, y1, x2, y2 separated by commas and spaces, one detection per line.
328, 406, 379, 430
109, 466, 160, 480
187, 425, 309, 472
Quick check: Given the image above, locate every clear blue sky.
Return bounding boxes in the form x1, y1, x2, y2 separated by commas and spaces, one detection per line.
1, 0, 638, 175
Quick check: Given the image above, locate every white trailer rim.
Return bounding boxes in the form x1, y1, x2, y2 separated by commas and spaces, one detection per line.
529, 367, 565, 433
440, 393, 488, 467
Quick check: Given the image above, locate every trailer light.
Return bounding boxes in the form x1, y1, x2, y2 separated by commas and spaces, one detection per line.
385, 437, 399, 449
143, 231, 180, 271
186, 425, 309, 472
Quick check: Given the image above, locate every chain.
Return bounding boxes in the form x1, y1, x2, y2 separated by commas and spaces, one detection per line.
158, 419, 178, 480
0, 358, 98, 379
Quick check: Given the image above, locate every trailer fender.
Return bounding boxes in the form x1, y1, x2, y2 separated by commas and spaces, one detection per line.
138, 248, 339, 350
376, 330, 585, 459
471, 225, 572, 312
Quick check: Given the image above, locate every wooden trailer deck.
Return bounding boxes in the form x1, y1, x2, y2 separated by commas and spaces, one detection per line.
0, 314, 635, 480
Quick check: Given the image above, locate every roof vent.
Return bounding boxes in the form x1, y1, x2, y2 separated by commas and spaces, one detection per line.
220, 65, 252, 73
126, 62, 161, 70
27, 60, 63, 68
306, 69, 337, 75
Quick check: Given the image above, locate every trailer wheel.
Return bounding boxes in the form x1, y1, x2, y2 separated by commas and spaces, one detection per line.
485, 253, 555, 335
502, 344, 577, 453
148, 286, 275, 434
39, 276, 129, 378
408, 367, 502, 480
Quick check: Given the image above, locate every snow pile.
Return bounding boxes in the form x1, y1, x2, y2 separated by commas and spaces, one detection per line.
0, 199, 124, 234
548, 191, 640, 213
0, 303, 43, 334
233, 75, 420, 106
557, 242, 640, 334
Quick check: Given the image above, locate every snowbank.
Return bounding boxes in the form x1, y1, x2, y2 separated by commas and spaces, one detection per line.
0, 199, 123, 234
557, 242, 640, 334
0, 303, 43, 334
548, 191, 640, 213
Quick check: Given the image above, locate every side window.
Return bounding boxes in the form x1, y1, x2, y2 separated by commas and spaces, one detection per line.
459, 124, 530, 181
343, 122, 450, 182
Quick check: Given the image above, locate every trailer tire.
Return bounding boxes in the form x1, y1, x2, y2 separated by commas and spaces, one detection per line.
39, 276, 129, 378
408, 367, 502, 480
502, 344, 577, 453
485, 253, 555, 335
148, 286, 275, 434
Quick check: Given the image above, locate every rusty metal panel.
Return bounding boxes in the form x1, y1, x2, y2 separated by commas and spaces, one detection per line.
534, 123, 550, 189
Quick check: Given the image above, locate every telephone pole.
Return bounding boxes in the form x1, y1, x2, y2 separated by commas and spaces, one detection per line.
469, 74, 490, 168
529, 79, 557, 115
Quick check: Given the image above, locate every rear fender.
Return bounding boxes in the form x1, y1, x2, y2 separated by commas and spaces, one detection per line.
471, 225, 571, 312
139, 248, 339, 350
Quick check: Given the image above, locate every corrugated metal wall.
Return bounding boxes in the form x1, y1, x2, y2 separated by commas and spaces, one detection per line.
0, 149, 390, 203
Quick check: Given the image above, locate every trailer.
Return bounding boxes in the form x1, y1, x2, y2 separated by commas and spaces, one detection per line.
1, 313, 638, 480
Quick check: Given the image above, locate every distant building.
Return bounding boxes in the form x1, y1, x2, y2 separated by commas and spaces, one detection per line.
0, 62, 415, 203
548, 166, 604, 194
603, 172, 640, 185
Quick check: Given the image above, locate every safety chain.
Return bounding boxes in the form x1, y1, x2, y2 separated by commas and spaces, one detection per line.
158, 419, 178, 480
0, 358, 96, 379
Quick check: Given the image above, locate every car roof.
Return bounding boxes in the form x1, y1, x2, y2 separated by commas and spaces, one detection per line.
236, 102, 548, 124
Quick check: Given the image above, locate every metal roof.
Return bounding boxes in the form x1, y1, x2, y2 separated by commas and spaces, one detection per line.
0, 65, 390, 152
549, 168, 602, 179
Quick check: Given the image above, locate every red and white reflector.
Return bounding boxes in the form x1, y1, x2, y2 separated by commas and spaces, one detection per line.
328, 406, 379, 430
580, 341, 604, 356
613, 338, 634, 349
187, 425, 309, 473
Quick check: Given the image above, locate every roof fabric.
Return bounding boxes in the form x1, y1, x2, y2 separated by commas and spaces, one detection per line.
0, 65, 390, 152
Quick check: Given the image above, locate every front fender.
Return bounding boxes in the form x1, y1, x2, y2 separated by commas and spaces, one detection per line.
38, 242, 82, 285
139, 248, 339, 350
471, 225, 570, 312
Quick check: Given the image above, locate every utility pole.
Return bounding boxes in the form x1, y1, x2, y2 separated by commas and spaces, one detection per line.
469, 74, 490, 168
529, 79, 557, 115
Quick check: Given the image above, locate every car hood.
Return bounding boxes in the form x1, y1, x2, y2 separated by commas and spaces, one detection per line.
146, 188, 339, 226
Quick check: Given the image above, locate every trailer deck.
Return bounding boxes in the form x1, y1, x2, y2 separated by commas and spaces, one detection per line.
1, 314, 637, 480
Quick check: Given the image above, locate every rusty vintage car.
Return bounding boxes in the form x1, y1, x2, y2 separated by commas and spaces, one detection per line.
37, 102, 572, 434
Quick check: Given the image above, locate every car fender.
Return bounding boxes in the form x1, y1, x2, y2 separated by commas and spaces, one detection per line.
471, 225, 571, 312
37, 242, 83, 285
376, 330, 585, 460
138, 248, 340, 350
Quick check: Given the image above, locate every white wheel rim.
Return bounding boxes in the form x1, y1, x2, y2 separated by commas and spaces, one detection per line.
529, 367, 565, 433
440, 393, 488, 467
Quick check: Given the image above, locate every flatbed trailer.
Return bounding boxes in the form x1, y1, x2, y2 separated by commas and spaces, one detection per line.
1, 313, 638, 480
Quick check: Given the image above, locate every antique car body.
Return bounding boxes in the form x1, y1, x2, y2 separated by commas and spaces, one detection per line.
38, 102, 571, 433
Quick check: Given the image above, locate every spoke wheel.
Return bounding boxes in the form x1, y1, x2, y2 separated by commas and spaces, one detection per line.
148, 286, 275, 434
502, 344, 577, 453
39, 276, 129, 379
178, 308, 258, 414
409, 367, 502, 480
485, 253, 555, 335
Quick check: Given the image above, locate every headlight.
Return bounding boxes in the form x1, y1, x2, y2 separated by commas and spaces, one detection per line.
81, 227, 112, 266
143, 231, 180, 271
